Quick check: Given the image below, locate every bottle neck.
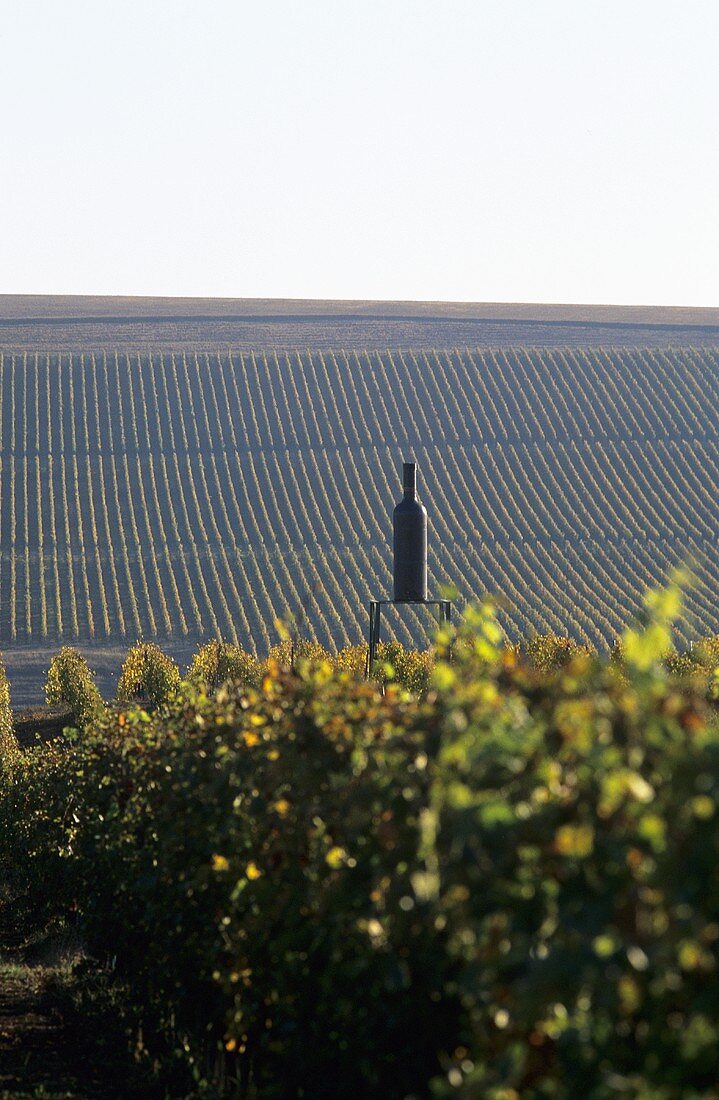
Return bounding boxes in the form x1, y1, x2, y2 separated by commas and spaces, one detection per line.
402, 463, 417, 498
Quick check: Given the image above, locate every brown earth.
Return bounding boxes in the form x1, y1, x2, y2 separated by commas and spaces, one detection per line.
0, 295, 717, 351
1, 294, 717, 323
11, 707, 73, 749
0, 958, 102, 1099
0, 903, 156, 1100
3, 643, 202, 709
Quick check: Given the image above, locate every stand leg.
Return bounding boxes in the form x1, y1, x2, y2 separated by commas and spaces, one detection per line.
366, 603, 375, 678
439, 601, 452, 661
437, 601, 451, 631
367, 602, 382, 677
368, 601, 452, 677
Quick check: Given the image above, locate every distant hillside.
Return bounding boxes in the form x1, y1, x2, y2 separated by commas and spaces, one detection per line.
0, 296, 717, 351
1, 342, 719, 703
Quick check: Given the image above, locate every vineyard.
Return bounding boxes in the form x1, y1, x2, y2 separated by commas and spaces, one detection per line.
5, 596, 719, 1097
1, 346, 719, 670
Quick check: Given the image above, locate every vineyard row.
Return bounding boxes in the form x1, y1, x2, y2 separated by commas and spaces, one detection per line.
0, 348, 716, 650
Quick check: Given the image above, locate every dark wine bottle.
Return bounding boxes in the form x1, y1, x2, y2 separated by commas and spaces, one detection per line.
393, 461, 428, 601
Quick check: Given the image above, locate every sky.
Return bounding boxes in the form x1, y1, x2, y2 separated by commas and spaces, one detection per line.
0, 0, 717, 305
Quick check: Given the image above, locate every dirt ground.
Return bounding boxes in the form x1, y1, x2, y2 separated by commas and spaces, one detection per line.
3, 642, 202, 708
0, 956, 102, 1099
0, 897, 159, 1100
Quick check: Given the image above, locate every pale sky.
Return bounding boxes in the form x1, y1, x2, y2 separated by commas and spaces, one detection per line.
1, 0, 717, 305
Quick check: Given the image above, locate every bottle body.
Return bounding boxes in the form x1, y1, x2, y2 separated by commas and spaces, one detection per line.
393, 462, 428, 601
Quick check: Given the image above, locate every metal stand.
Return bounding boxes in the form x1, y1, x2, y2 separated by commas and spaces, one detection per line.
366, 599, 452, 678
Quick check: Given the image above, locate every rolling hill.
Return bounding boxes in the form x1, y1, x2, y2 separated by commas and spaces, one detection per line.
1, 326, 719, 704
1, 295, 718, 351
1, 297, 718, 702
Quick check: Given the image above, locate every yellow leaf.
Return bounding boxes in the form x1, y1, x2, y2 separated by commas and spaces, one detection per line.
246, 861, 262, 880
637, 813, 666, 851
212, 854, 230, 873
592, 933, 618, 958
273, 798, 290, 816
554, 823, 594, 858
600, 769, 654, 816
679, 939, 704, 971
325, 846, 347, 869
618, 974, 641, 1013
691, 795, 714, 819
242, 731, 260, 747
623, 623, 672, 671
431, 663, 456, 691
482, 619, 503, 645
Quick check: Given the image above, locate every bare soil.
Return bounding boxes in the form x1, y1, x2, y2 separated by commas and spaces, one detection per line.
0, 294, 717, 351
3, 642, 201, 708
0, 958, 102, 1099
0, 902, 159, 1100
